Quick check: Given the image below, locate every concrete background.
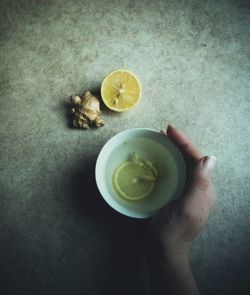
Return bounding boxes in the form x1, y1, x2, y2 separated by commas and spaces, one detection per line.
0, 0, 250, 294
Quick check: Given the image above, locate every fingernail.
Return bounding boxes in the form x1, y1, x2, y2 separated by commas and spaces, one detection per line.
167, 123, 174, 130
204, 156, 217, 171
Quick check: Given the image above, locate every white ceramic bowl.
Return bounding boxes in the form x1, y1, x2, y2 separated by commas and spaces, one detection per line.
95, 128, 186, 218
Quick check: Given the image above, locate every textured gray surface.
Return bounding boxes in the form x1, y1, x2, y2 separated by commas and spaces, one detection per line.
0, 0, 250, 294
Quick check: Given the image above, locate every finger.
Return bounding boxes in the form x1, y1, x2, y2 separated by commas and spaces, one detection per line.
207, 184, 217, 208
166, 124, 203, 162
184, 156, 217, 202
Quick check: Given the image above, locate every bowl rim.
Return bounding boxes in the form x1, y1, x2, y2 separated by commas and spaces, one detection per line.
95, 128, 186, 218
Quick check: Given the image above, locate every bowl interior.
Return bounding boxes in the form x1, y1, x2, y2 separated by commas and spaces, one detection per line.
95, 128, 186, 218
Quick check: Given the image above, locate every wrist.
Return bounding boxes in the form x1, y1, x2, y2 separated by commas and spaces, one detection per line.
147, 238, 191, 273
163, 250, 190, 274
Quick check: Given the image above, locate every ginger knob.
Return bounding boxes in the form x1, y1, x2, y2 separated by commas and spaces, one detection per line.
70, 91, 105, 129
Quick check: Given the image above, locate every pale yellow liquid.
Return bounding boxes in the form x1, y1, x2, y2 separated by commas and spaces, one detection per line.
105, 137, 179, 213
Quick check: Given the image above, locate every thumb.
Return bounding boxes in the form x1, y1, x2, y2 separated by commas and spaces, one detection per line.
185, 156, 217, 198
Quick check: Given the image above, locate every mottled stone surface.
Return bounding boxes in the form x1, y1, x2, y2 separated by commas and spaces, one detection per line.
0, 0, 250, 294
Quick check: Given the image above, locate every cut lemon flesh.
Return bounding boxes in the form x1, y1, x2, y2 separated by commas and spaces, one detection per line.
113, 154, 158, 201
101, 69, 142, 112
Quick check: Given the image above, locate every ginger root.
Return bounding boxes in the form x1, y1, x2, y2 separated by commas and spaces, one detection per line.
70, 91, 104, 129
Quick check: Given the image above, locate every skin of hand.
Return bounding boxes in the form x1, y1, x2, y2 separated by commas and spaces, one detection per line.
147, 124, 217, 294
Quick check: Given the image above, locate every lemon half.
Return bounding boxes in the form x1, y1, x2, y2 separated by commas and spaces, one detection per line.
101, 69, 142, 112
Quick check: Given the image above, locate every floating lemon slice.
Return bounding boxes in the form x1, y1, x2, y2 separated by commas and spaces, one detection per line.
113, 154, 158, 201
101, 69, 142, 112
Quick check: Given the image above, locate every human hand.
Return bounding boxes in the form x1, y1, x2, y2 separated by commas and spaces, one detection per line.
148, 124, 217, 265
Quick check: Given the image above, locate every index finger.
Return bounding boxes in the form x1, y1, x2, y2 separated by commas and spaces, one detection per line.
161, 124, 203, 162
